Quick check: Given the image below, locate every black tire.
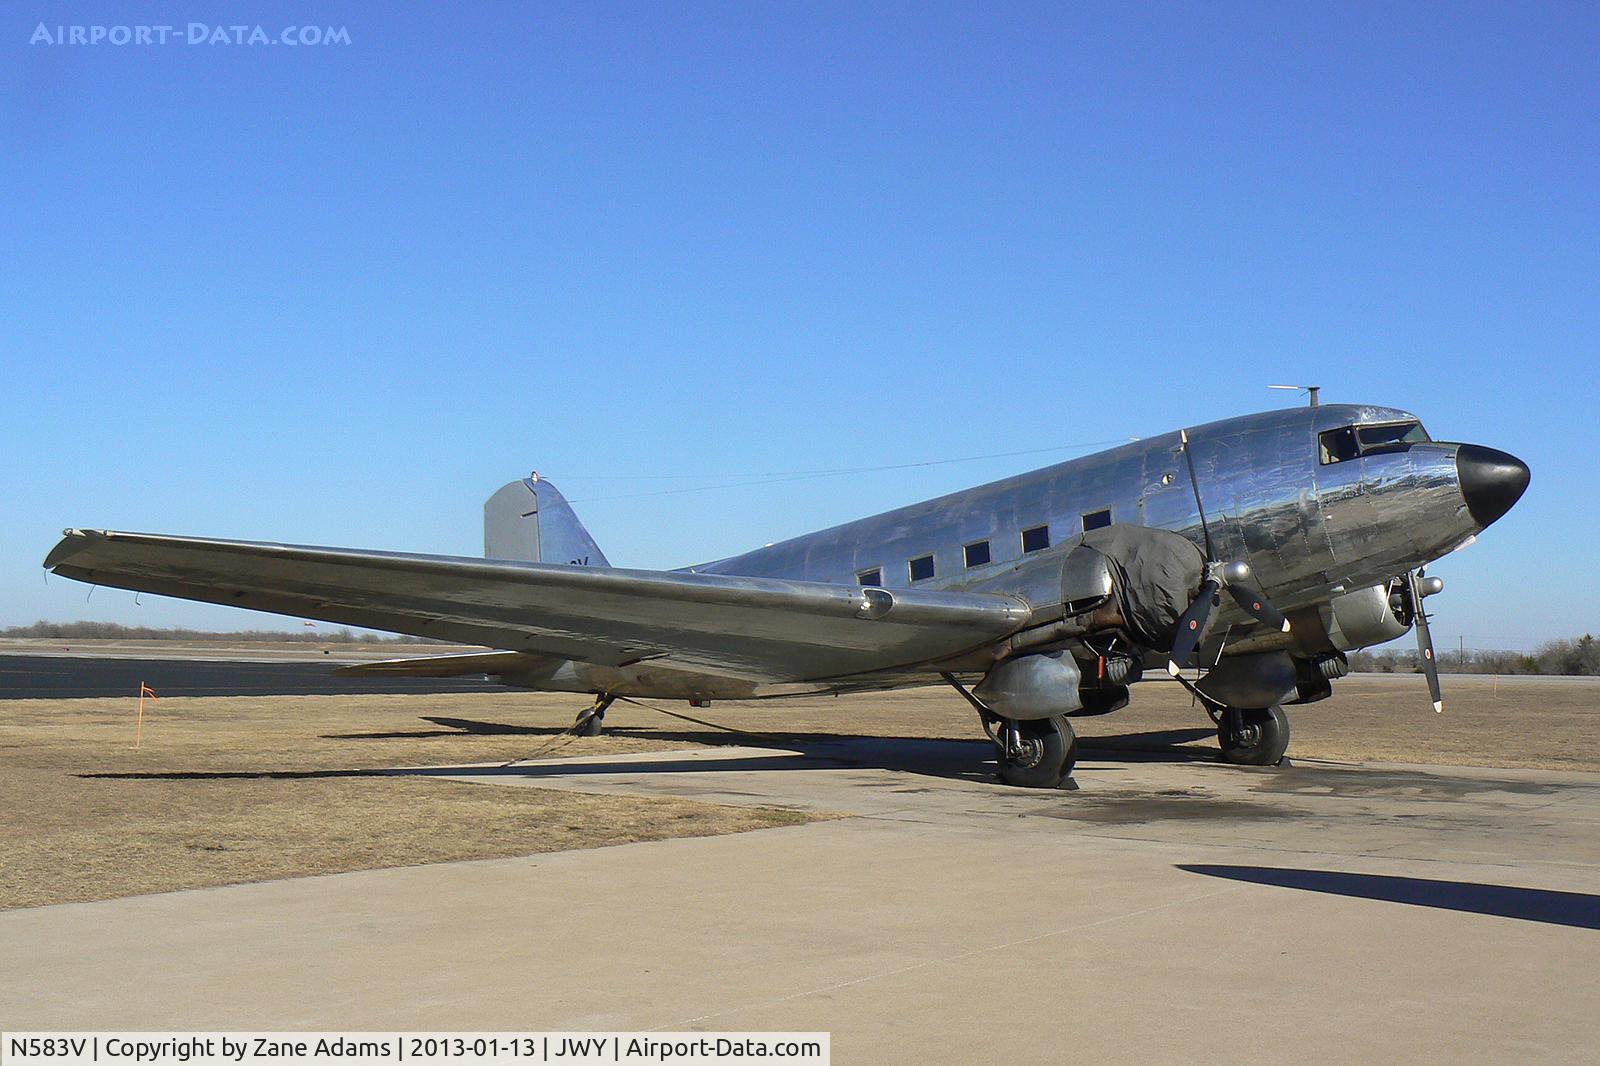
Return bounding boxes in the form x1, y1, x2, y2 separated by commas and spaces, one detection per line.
573, 711, 604, 737
1217, 704, 1290, 765
996, 715, 1077, 788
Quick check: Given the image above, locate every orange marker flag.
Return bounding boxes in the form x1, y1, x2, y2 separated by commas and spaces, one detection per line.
135, 682, 157, 749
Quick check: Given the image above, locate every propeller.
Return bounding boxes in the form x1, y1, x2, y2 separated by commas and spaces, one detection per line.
1167, 429, 1291, 688
1407, 569, 1444, 713
1167, 577, 1221, 677
1166, 560, 1292, 678
1220, 561, 1290, 634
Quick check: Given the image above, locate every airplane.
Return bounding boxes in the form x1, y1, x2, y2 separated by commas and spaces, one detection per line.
43, 403, 1529, 788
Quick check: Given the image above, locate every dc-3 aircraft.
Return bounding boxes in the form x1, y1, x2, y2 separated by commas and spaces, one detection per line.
45, 403, 1528, 788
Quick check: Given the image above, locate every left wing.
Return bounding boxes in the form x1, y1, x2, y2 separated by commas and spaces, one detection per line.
44, 530, 1032, 682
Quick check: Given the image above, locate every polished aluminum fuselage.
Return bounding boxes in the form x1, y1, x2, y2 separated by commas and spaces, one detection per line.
693, 405, 1479, 618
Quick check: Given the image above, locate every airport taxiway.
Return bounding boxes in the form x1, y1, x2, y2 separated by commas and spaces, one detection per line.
3, 736, 1597, 1063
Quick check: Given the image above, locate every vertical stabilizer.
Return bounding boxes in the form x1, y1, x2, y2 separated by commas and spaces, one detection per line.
484, 475, 610, 567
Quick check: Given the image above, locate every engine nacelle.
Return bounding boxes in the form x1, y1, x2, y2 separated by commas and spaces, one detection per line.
1320, 583, 1411, 651
1196, 650, 1299, 708
1060, 544, 1115, 615
973, 651, 1084, 720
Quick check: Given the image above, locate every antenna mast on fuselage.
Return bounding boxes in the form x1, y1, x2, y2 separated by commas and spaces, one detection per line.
1269, 384, 1321, 407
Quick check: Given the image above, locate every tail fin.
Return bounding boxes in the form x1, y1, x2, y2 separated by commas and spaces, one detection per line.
484, 475, 610, 567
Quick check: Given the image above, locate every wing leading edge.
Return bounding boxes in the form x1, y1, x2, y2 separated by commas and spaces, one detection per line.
44, 530, 1032, 683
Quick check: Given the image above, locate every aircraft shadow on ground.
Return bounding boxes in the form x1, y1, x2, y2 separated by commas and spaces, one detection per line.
326, 715, 1218, 759
82, 738, 996, 785
321, 716, 555, 740
1178, 864, 1600, 931
82, 717, 1221, 785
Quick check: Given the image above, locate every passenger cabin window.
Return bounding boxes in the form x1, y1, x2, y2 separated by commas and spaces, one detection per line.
1320, 421, 1430, 464
908, 554, 936, 582
1021, 525, 1050, 553
1082, 509, 1112, 531
963, 540, 991, 568
856, 567, 882, 586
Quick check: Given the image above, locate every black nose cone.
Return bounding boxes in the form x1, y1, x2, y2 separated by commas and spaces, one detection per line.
1457, 444, 1530, 528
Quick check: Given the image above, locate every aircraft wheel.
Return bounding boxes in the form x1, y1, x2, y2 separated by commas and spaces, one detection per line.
1217, 705, 1290, 765
573, 695, 614, 737
996, 715, 1077, 788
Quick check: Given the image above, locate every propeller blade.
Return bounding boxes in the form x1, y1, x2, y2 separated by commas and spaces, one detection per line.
1409, 570, 1444, 713
1166, 579, 1220, 676
1225, 580, 1290, 633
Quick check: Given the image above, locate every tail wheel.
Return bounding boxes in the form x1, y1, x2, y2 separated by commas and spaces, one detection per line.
1217, 704, 1291, 765
996, 715, 1078, 788
572, 694, 613, 737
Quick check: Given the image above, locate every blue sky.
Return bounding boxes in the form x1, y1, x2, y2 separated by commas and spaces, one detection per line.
3, 2, 1595, 650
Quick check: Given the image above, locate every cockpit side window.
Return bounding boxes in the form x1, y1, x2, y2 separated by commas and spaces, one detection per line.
1319, 427, 1361, 464
1319, 421, 1429, 464
1357, 421, 1430, 454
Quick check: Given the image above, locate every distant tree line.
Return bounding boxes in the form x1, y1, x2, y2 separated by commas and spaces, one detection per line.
2, 621, 442, 644
1348, 634, 1600, 676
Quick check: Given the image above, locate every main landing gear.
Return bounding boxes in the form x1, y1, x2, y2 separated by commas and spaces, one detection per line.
573, 694, 615, 737
941, 673, 1077, 788
1213, 704, 1291, 766
991, 715, 1078, 789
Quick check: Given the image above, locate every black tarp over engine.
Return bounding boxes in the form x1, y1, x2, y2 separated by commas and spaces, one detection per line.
1079, 525, 1206, 651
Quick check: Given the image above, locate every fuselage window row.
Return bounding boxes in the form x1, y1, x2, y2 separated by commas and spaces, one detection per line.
872, 522, 1059, 588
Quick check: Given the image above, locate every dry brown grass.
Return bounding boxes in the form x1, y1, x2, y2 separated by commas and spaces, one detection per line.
0, 692, 812, 911
3, 674, 1596, 911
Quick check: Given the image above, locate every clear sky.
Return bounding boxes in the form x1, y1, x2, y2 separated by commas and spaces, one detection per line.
3, 2, 1595, 650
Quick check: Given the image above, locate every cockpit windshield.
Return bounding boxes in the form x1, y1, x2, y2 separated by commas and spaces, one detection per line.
1319, 420, 1430, 464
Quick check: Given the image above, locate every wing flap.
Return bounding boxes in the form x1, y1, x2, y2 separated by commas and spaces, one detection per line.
45, 529, 1032, 682
335, 651, 551, 678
